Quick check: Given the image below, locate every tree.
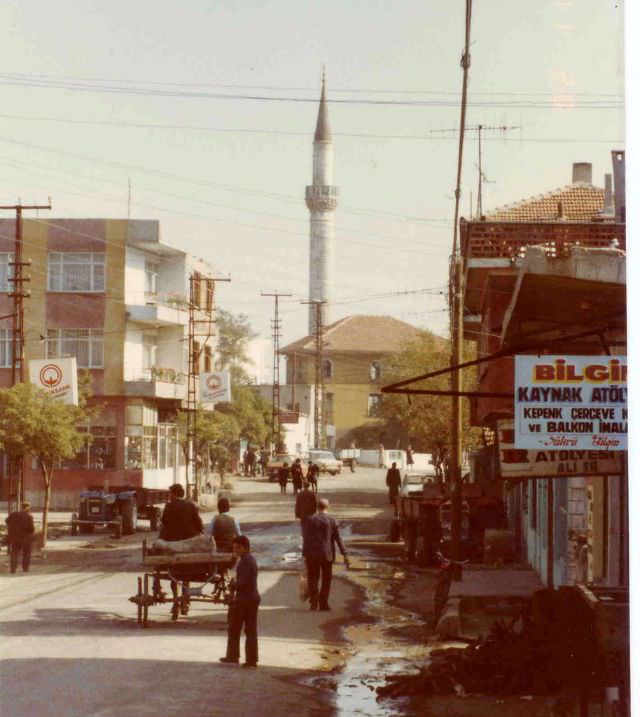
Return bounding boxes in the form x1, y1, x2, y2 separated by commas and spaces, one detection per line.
339, 333, 481, 480
215, 309, 256, 383
0, 383, 87, 546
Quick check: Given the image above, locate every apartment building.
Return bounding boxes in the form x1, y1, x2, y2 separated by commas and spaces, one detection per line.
0, 218, 217, 508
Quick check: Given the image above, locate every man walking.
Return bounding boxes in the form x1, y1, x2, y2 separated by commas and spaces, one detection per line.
220, 535, 260, 668
291, 458, 304, 494
278, 462, 290, 494
303, 498, 349, 611
295, 483, 317, 532
306, 461, 319, 493
386, 462, 401, 515
6, 502, 35, 573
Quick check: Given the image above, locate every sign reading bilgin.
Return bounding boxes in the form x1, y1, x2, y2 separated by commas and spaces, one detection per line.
514, 356, 627, 451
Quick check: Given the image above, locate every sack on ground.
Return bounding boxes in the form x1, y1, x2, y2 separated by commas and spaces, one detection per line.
298, 571, 309, 602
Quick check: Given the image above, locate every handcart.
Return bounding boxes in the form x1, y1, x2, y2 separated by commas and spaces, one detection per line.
129, 539, 235, 627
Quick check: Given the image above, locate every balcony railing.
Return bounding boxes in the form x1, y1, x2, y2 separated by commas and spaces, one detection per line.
461, 220, 626, 263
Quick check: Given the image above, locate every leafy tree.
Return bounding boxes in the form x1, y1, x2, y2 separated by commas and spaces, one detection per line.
0, 383, 87, 546
215, 309, 256, 383
339, 334, 481, 480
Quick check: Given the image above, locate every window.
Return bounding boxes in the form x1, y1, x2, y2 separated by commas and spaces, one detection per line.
325, 392, 334, 423
191, 340, 200, 375
0, 253, 14, 292
144, 260, 158, 298
61, 426, 116, 470
0, 329, 12, 367
48, 253, 105, 292
47, 329, 104, 368
142, 333, 157, 372
191, 272, 202, 308
367, 393, 382, 417
204, 344, 212, 372
206, 279, 214, 312
370, 361, 382, 381
322, 358, 333, 379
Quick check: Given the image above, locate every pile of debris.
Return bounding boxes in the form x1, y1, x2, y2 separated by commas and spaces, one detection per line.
377, 588, 598, 701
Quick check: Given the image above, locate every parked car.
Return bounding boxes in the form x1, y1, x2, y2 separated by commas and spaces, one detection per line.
305, 449, 342, 475
266, 454, 299, 481
400, 467, 437, 497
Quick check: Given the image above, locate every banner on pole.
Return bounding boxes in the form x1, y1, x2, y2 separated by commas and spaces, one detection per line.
200, 371, 232, 404
29, 357, 79, 406
514, 355, 627, 451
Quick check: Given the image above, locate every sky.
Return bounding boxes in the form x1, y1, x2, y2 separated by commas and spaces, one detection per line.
0, 0, 626, 347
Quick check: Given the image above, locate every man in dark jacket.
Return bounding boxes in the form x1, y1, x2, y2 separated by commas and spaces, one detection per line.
291, 458, 304, 494
159, 483, 203, 541
278, 463, 290, 494
6, 502, 35, 573
295, 484, 317, 533
306, 461, 319, 493
386, 462, 402, 515
303, 498, 349, 611
220, 535, 260, 668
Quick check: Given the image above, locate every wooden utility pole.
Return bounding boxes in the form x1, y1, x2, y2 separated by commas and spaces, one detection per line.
186, 272, 230, 500
262, 291, 292, 454
0, 201, 51, 509
449, 0, 473, 575
301, 300, 326, 449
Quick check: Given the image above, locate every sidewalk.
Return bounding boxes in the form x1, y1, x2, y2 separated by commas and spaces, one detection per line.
437, 564, 543, 638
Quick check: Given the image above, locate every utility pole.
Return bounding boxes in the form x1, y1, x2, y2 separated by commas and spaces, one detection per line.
186, 272, 230, 500
261, 291, 292, 454
449, 0, 473, 577
301, 300, 326, 449
0, 201, 51, 509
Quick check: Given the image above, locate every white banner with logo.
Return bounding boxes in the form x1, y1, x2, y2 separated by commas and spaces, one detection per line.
199, 371, 232, 404
514, 355, 627, 451
497, 419, 623, 479
29, 357, 79, 406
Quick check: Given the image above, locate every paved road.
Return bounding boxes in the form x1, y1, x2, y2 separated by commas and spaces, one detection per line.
0, 466, 389, 717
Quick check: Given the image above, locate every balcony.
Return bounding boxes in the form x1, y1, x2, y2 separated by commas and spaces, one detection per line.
124, 367, 187, 400
461, 220, 626, 314
126, 292, 189, 327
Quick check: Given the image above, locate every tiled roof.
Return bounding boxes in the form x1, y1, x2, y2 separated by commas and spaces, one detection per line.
484, 183, 604, 223
281, 315, 430, 354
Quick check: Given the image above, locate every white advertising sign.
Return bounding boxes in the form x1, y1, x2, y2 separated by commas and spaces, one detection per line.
200, 371, 232, 404
497, 419, 623, 479
29, 357, 79, 406
514, 355, 627, 451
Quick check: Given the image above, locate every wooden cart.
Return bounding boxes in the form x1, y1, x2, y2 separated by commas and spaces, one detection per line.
129, 540, 234, 627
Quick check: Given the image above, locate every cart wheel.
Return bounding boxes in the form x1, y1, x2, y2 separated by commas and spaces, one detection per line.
142, 574, 150, 627
136, 577, 143, 624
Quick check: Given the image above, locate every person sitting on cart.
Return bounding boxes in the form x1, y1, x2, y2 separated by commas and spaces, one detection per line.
206, 497, 241, 573
159, 483, 203, 616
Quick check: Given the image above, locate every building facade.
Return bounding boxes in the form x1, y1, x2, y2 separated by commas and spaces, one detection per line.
281, 315, 427, 449
461, 158, 627, 588
0, 218, 217, 508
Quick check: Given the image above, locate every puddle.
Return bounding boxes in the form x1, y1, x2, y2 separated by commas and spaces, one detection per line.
331, 555, 430, 717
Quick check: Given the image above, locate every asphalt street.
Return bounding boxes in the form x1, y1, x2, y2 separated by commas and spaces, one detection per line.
0, 466, 389, 717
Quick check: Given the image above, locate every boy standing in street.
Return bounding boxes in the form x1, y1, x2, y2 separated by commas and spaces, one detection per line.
220, 535, 260, 668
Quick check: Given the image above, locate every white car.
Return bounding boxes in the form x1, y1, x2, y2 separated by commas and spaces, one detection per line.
400, 471, 436, 497
305, 450, 342, 475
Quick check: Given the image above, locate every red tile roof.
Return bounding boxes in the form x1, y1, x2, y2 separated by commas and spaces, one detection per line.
280, 315, 430, 355
484, 183, 604, 223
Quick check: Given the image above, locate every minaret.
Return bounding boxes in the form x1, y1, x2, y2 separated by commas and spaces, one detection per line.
305, 71, 339, 334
